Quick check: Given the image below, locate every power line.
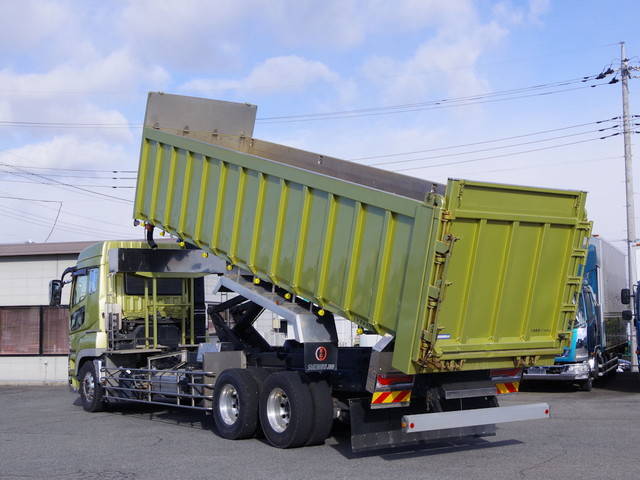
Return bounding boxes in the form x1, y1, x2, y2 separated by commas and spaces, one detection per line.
0, 202, 136, 238
0, 177, 135, 188
369, 126, 620, 167
0, 205, 115, 239
0, 72, 614, 128
257, 79, 614, 124
352, 118, 619, 161
0, 157, 134, 203
463, 154, 623, 176
394, 135, 618, 173
0, 195, 61, 203
0, 162, 136, 173
0, 193, 136, 231
44, 202, 62, 242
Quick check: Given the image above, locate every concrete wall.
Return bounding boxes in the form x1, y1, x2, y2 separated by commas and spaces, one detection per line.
0, 255, 76, 306
0, 356, 67, 384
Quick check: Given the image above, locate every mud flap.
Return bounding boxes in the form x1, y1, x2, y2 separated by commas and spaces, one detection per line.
348, 397, 496, 453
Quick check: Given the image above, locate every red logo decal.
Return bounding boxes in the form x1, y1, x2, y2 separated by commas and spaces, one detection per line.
315, 346, 328, 362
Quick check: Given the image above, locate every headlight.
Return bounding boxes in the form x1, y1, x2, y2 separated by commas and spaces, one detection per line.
588, 358, 595, 369
567, 363, 589, 374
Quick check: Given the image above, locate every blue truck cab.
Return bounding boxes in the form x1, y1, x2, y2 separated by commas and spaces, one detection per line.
523, 237, 629, 390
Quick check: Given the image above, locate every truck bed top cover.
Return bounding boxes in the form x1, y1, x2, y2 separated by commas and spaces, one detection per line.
134, 93, 592, 374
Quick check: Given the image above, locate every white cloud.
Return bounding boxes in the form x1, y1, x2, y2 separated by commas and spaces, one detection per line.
0, 49, 170, 144
0, 0, 70, 53
0, 135, 134, 170
528, 0, 551, 23
181, 55, 341, 96
362, 22, 507, 104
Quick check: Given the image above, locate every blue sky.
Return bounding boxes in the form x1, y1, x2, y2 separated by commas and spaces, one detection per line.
0, 0, 639, 251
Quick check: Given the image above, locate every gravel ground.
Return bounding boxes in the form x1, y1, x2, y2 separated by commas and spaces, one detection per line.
1, 373, 639, 480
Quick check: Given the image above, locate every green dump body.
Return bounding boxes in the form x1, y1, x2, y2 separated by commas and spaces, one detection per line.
133, 95, 591, 375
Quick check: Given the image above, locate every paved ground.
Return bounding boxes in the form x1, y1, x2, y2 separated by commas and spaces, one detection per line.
1, 374, 640, 480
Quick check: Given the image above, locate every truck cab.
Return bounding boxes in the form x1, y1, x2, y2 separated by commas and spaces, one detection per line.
523, 237, 629, 390
49, 241, 223, 391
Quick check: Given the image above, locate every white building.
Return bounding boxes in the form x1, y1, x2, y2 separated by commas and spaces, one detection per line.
0, 241, 95, 384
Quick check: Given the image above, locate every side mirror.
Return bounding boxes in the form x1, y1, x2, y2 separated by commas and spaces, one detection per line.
622, 310, 633, 321
49, 280, 63, 306
621, 288, 631, 305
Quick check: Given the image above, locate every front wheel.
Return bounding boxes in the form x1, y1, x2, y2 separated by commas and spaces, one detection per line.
78, 362, 105, 412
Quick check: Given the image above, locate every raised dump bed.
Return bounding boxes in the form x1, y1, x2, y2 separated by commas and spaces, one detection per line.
134, 93, 591, 374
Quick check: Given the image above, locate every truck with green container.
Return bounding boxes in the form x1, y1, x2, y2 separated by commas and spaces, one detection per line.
50, 93, 592, 451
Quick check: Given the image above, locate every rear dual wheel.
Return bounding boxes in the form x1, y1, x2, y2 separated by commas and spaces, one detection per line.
212, 369, 334, 448
259, 371, 334, 448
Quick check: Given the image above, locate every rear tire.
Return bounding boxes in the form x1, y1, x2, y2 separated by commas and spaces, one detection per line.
306, 379, 334, 446
259, 371, 314, 448
212, 369, 260, 440
78, 362, 105, 412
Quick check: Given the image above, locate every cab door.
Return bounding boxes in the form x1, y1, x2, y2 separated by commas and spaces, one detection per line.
68, 268, 100, 381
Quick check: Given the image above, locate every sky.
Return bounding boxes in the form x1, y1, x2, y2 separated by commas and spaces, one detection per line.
1, 0, 640, 265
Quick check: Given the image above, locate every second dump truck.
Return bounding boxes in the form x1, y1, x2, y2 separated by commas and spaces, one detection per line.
51, 93, 592, 451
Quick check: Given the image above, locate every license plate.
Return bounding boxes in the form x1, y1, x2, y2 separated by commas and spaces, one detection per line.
527, 367, 546, 375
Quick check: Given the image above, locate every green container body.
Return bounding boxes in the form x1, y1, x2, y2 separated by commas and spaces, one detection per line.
134, 127, 591, 374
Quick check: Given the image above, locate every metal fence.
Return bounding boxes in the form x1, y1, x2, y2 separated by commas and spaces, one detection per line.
0, 306, 69, 355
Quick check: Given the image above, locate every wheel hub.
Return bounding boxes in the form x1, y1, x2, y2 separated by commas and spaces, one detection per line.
82, 372, 95, 401
266, 387, 290, 433
218, 384, 240, 426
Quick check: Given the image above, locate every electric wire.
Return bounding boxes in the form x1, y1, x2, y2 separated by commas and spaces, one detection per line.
0, 205, 122, 239
0, 203, 137, 238
0, 159, 134, 203
0, 72, 614, 128
368, 125, 620, 167
463, 154, 623, 176
352, 118, 619, 161
393, 135, 619, 173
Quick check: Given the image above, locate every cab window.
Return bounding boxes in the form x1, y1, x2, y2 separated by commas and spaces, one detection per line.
72, 268, 99, 305
72, 274, 88, 306
88, 268, 99, 295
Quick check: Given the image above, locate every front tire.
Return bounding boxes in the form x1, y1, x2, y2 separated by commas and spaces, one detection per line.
78, 362, 105, 412
212, 369, 260, 440
259, 371, 314, 448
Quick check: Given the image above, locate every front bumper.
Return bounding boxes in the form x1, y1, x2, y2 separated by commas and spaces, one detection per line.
523, 363, 590, 381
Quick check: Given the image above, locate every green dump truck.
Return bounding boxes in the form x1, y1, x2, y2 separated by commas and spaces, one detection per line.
51, 93, 591, 451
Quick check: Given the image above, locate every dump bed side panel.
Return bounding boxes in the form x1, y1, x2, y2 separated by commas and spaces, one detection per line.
395, 180, 591, 373
134, 128, 434, 339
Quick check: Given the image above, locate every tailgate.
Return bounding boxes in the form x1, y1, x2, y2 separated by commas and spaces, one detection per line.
399, 179, 591, 373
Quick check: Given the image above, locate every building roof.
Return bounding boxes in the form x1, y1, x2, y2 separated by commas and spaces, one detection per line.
0, 241, 100, 257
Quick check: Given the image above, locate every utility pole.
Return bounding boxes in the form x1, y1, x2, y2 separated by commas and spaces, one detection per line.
621, 41, 639, 373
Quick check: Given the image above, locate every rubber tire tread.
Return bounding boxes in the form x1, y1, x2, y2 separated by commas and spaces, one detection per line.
78, 362, 105, 412
245, 367, 272, 437
306, 380, 334, 446
212, 368, 260, 440
259, 371, 314, 449
246, 367, 271, 393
